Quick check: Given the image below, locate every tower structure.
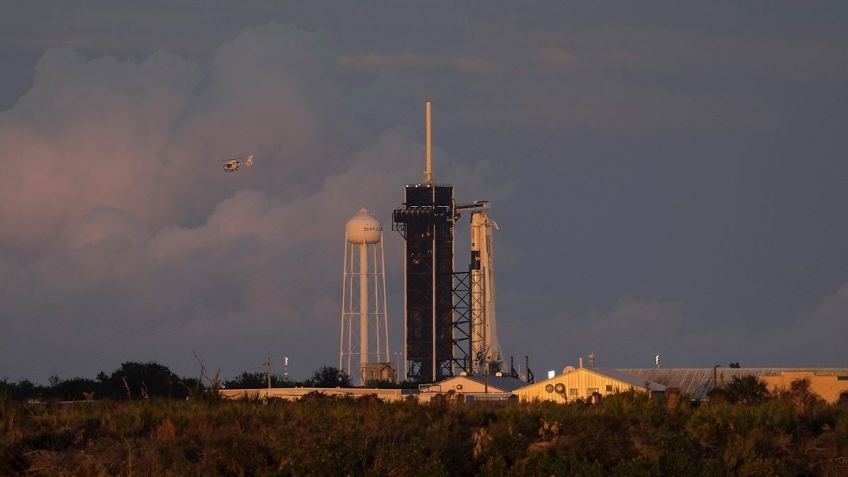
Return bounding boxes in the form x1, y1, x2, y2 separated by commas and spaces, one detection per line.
392, 101, 455, 383
339, 208, 390, 385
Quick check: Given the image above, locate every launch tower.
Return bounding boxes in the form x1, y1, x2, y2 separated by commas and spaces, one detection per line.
392, 102, 455, 382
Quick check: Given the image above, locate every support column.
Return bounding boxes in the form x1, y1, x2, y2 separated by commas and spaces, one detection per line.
360, 242, 368, 383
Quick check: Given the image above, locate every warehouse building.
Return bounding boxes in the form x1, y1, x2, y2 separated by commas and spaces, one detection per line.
619, 368, 848, 403
514, 367, 665, 403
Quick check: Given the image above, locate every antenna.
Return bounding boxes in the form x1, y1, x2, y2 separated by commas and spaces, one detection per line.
283, 356, 289, 382
424, 101, 433, 184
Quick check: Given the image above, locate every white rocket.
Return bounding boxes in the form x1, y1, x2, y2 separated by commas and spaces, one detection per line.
462, 201, 503, 375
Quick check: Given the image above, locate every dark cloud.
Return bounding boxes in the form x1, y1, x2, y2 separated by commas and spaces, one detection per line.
0, 21, 516, 381
1, 3, 848, 381
339, 53, 431, 70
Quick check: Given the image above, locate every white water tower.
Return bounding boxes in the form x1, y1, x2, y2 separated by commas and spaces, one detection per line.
339, 208, 390, 385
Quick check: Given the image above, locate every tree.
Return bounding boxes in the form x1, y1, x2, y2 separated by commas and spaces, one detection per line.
778, 377, 822, 413
105, 362, 186, 399
304, 366, 352, 388
224, 372, 268, 389
47, 378, 100, 401
223, 371, 297, 389
724, 375, 769, 404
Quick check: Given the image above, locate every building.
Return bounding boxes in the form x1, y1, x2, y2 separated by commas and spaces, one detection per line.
219, 387, 414, 402
361, 362, 397, 386
761, 370, 848, 404
620, 368, 848, 403
422, 374, 526, 394
514, 367, 665, 403
419, 374, 525, 402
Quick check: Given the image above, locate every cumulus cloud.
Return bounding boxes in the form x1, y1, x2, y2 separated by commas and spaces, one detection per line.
534, 46, 577, 65
0, 23, 510, 381
339, 53, 507, 76
760, 284, 848, 366
570, 298, 688, 366
496, 293, 740, 370
601, 49, 639, 62
451, 57, 507, 75
339, 52, 430, 70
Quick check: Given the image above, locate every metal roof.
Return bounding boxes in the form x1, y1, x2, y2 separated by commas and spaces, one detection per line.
589, 368, 666, 392
456, 375, 528, 392
618, 368, 848, 399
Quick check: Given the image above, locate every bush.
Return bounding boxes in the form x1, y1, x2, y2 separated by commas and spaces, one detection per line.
2, 391, 848, 474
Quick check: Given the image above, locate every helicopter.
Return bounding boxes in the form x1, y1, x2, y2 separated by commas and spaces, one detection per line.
223, 155, 255, 172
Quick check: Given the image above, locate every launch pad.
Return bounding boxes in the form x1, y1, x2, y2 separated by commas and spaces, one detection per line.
392, 102, 508, 383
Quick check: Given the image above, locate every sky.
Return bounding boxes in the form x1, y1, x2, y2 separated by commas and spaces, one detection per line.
1, 1, 847, 382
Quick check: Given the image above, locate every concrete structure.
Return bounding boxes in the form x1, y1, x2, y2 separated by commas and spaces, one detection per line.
515, 367, 665, 403
362, 362, 397, 386
620, 368, 848, 403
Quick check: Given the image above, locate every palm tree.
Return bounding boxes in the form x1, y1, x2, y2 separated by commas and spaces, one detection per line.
724, 375, 769, 404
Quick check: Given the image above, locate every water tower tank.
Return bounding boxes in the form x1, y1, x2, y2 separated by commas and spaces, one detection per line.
345, 208, 382, 244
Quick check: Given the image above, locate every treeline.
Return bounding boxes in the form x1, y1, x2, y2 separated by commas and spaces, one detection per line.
2, 385, 848, 475
0, 362, 356, 401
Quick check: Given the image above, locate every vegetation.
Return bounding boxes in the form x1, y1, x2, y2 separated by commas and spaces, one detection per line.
1, 362, 359, 401
2, 380, 848, 476
724, 375, 770, 404
0, 362, 196, 402
222, 365, 353, 389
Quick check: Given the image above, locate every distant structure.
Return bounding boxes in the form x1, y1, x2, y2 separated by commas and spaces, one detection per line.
393, 101, 455, 383
620, 367, 848, 403
456, 200, 503, 375
392, 101, 511, 383
339, 208, 392, 385
516, 366, 666, 403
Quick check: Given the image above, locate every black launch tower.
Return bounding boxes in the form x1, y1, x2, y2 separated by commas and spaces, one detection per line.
392, 184, 455, 382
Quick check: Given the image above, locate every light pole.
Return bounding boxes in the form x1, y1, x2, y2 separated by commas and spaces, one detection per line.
713, 365, 721, 391
393, 352, 402, 383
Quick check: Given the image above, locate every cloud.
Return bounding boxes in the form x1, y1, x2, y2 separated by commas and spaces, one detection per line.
451, 57, 507, 75
339, 52, 430, 70
534, 46, 577, 65
761, 284, 848, 365
0, 24, 512, 381
571, 298, 687, 365
339, 53, 507, 75
601, 49, 639, 62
